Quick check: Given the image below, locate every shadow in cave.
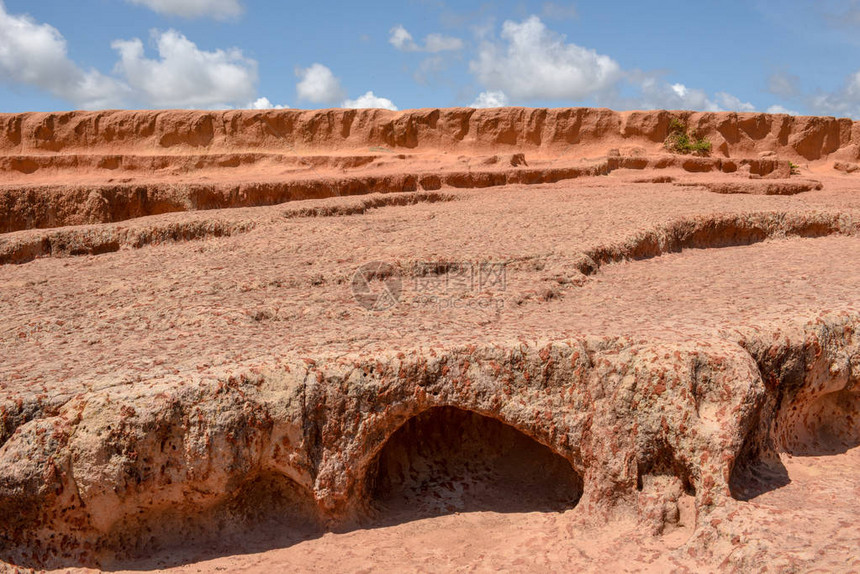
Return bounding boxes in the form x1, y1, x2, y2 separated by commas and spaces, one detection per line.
730, 389, 860, 501
781, 389, 860, 457
11, 408, 584, 571
363, 407, 584, 527
729, 454, 791, 501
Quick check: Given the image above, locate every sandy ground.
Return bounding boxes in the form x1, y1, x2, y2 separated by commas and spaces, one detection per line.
49, 446, 857, 574
3, 175, 860, 398
2, 167, 859, 572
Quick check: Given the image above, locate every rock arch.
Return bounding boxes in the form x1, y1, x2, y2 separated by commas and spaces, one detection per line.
361, 406, 583, 520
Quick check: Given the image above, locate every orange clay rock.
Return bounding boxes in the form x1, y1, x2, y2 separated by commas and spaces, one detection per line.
1, 107, 858, 232
1, 108, 859, 572
1, 321, 857, 568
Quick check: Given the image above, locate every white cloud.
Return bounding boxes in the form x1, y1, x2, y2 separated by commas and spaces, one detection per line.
389, 25, 417, 51
389, 25, 464, 53
0, 1, 128, 109
671, 83, 689, 98
112, 29, 257, 109
342, 91, 398, 111
632, 78, 721, 112
809, 70, 860, 118
471, 90, 509, 108
767, 104, 800, 116
295, 63, 345, 104
470, 16, 622, 101
390, 26, 463, 85
125, 0, 243, 20
715, 92, 756, 113
247, 97, 287, 110
468, 15, 763, 114
0, 2, 291, 111
627, 79, 756, 113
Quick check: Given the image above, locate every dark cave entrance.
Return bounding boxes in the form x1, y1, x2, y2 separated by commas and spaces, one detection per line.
365, 407, 583, 520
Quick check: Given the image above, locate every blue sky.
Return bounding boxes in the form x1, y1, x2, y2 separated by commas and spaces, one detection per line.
1, 0, 859, 116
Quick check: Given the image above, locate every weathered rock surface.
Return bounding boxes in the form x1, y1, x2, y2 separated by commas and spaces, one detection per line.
0, 107, 859, 572
1, 107, 858, 159
1, 107, 858, 232
1, 319, 858, 569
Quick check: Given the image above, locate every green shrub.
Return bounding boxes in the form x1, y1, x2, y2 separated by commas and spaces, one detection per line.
789, 161, 800, 175
664, 118, 712, 156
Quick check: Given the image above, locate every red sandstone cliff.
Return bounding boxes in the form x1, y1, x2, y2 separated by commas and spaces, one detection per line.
0, 107, 858, 160
0, 108, 858, 233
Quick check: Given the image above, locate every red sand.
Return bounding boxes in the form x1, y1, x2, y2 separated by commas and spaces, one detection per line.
0, 108, 858, 572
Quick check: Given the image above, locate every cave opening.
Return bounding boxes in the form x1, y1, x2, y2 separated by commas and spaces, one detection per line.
779, 389, 860, 456
730, 388, 860, 500
364, 407, 583, 521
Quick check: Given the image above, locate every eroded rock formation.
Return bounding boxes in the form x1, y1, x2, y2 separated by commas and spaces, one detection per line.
1, 107, 857, 232
1, 107, 858, 571
1, 107, 858, 158
0, 316, 857, 568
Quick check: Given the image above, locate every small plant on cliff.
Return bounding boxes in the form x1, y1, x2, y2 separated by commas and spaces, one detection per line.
664, 118, 712, 156
789, 161, 801, 175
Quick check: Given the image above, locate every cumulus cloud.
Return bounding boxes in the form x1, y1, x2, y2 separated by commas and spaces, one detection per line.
468, 15, 766, 114
247, 97, 287, 110
626, 78, 717, 112
0, 1, 128, 109
295, 63, 345, 105
389, 25, 464, 53
112, 29, 257, 109
0, 2, 298, 111
471, 90, 509, 108
627, 78, 752, 113
470, 16, 622, 101
342, 91, 398, 111
125, 0, 243, 20
637, 67, 859, 119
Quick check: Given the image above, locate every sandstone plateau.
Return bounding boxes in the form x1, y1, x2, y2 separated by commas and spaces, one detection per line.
0, 107, 859, 573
